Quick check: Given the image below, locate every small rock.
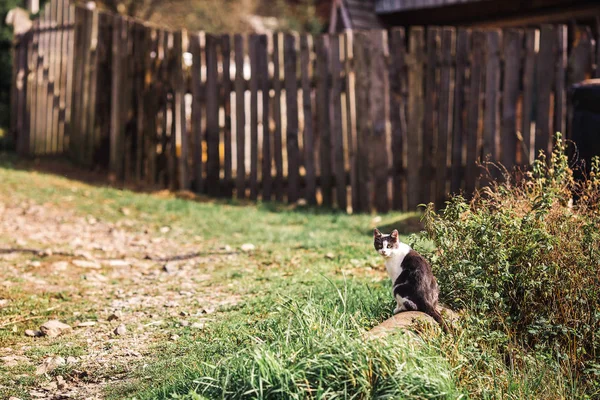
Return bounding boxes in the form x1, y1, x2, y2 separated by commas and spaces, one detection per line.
40, 320, 72, 338
9, 396, 23, 400
191, 322, 205, 329
1, 355, 30, 367
51, 261, 69, 271
38, 249, 53, 257
170, 334, 180, 341
201, 306, 216, 314
179, 311, 189, 316
163, 262, 178, 274
41, 381, 58, 391
107, 311, 122, 321
66, 356, 78, 365
159, 226, 171, 233
87, 216, 97, 225
105, 259, 130, 268
179, 320, 190, 327
241, 243, 255, 252
0, 299, 9, 307
25, 329, 42, 337
77, 321, 96, 327
35, 356, 65, 375
164, 301, 179, 308
325, 252, 335, 260
222, 245, 232, 252
28, 260, 41, 267
350, 259, 360, 266
120, 207, 131, 216
29, 391, 46, 398
114, 324, 127, 335
56, 375, 66, 389
72, 259, 101, 269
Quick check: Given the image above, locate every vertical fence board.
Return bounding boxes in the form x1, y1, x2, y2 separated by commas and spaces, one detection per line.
249, 35, 259, 200
422, 27, 440, 203
234, 34, 246, 198
206, 34, 220, 196
175, 30, 188, 190
535, 25, 555, 158
353, 32, 370, 212
63, 2, 75, 152
330, 34, 346, 211
407, 27, 425, 210
272, 33, 284, 202
435, 27, 455, 207
301, 34, 316, 205
501, 29, 522, 171
222, 34, 233, 197
189, 32, 203, 192
554, 25, 567, 139
315, 35, 332, 207
285, 34, 300, 204
522, 29, 536, 165
465, 30, 485, 196
369, 30, 389, 213
389, 28, 407, 211
109, 15, 122, 178
258, 34, 272, 201
483, 30, 501, 164
344, 32, 358, 212
451, 29, 470, 194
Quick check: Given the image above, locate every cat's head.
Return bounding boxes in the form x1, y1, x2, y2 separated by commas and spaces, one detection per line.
373, 228, 400, 258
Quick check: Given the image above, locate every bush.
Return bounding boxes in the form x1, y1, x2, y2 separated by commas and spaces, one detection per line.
423, 134, 600, 385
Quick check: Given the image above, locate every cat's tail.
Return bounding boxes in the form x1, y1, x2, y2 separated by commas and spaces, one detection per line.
422, 304, 450, 334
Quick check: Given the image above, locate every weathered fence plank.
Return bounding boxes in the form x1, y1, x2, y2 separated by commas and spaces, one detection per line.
521, 29, 536, 165
501, 29, 522, 171
315, 35, 332, 207
554, 25, 567, 139
272, 33, 284, 202
258, 34, 271, 201
389, 27, 407, 211
330, 34, 346, 211
464, 30, 485, 196
206, 34, 220, 196
301, 34, 316, 205
435, 27, 455, 207
249, 34, 259, 200
285, 34, 300, 204
483, 30, 501, 164
535, 25, 555, 158
407, 27, 425, 210
189, 32, 203, 192
422, 27, 440, 203
222, 34, 233, 197
353, 32, 370, 213
234, 34, 246, 198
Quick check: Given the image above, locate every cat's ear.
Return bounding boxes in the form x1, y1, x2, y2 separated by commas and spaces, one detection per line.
390, 229, 399, 240
373, 228, 382, 237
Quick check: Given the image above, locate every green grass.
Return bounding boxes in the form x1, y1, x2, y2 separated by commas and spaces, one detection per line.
0, 154, 586, 399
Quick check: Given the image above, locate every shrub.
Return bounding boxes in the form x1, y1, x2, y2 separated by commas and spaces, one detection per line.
423, 133, 600, 385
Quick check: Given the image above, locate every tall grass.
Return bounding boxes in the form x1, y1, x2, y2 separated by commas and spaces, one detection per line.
422, 133, 600, 397
134, 279, 462, 400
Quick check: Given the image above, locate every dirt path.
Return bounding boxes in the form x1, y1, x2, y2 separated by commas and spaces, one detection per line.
0, 193, 240, 399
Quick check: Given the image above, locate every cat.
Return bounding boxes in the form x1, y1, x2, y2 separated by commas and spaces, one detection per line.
373, 228, 448, 332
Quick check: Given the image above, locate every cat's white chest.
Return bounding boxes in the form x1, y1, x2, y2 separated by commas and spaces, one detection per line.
384, 243, 411, 283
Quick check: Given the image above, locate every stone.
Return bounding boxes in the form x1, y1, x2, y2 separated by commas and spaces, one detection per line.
107, 311, 122, 321
35, 356, 65, 375
77, 321, 96, 327
170, 334, 180, 341
1, 355, 30, 367
179, 320, 190, 327
191, 322, 205, 329
9, 396, 23, 400
240, 243, 256, 252
51, 261, 69, 271
159, 226, 171, 233
325, 252, 335, 260
66, 356, 78, 365
114, 324, 127, 335
25, 329, 42, 337
105, 259, 130, 268
40, 320, 72, 338
72, 259, 101, 269
365, 307, 458, 340
163, 262, 178, 274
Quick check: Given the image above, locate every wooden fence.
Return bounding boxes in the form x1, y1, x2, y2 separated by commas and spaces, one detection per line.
11, 0, 600, 212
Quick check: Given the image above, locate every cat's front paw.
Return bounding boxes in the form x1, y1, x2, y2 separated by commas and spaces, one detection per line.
393, 307, 402, 315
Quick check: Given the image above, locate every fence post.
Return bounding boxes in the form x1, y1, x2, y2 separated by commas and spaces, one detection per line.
330, 33, 346, 211
284, 33, 300, 204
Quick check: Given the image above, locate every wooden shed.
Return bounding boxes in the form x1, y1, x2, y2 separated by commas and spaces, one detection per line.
330, 0, 600, 30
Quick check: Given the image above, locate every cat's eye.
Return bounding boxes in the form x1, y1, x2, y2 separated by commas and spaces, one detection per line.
387, 244, 393, 248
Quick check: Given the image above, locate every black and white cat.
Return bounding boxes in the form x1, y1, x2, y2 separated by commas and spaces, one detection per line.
373, 228, 448, 332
